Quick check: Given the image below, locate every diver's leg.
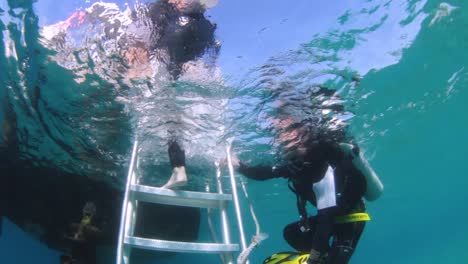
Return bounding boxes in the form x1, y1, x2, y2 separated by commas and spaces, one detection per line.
327, 221, 366, 264
161, 140, 188, 188
60, 255, 73, 264
72, 243, 97, 264
283, 216, 318, 252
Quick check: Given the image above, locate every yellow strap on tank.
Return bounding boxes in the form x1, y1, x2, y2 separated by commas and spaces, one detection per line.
335, 213, 371, 224
81, 215, 92, 225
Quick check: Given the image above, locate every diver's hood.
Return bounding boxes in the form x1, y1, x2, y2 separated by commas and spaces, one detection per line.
198, 0, 218, 9
179, 2, 206, 17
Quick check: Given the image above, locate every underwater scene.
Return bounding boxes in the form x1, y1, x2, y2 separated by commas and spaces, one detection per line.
0, 0, 467, 263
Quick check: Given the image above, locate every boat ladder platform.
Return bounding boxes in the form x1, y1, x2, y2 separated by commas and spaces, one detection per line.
116, 140, 249, 264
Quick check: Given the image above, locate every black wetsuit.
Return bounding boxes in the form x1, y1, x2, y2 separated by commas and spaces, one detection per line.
147, 0, 217, 169
148, 0, 218, 78
168, 139, 186, 168
238, 141, 367, 264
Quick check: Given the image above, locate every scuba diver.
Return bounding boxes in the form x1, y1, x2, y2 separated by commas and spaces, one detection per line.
61, 202, 101, 264
233, 116, 383, 264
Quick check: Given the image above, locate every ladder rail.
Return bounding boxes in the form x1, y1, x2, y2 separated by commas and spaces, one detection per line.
216, 162, 232, 245
225, 144, 248, 256
216, 162, 234, 264
205, 183, 227, 264
116, 139, 139, 264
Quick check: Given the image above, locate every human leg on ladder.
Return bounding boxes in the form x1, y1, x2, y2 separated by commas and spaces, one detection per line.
161, 139, 188, 189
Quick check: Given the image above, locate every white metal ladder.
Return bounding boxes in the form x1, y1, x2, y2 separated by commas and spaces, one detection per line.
116, 140, 248, 264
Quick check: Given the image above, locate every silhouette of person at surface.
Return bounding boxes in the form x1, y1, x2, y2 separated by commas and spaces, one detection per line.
45, 0, 220, 80
45, 0, 221, 189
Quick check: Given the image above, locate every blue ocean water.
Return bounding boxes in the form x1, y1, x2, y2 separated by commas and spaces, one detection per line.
1, 0, 467, 264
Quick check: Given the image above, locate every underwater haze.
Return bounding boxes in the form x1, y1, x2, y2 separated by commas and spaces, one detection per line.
1, 0, 468, 264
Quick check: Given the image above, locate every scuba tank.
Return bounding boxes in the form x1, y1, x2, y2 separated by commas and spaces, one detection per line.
339, 143, 384, 201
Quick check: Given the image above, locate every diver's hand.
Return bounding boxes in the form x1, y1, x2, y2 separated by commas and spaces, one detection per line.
218, 152, 240, 169
229, 152, 240, 168
338, 143, 359, 159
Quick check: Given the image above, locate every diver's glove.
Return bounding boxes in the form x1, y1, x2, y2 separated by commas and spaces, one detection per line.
230, 152, 240, 168
338, 143, 360, 159
306, 249, 322, 264
219, 152, 240, 169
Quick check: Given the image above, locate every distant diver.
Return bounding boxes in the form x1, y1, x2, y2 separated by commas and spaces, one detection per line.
67, 202, 101, 242
62, 202, 101, 264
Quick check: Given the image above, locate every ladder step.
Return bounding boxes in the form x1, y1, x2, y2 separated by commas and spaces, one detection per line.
124, 236, 239, 253
130, 184, 232, 208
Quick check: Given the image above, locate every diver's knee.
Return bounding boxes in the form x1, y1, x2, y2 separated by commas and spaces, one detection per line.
328, 245, 354, 264
282, 222, 314, 252
282, 224, 291, 243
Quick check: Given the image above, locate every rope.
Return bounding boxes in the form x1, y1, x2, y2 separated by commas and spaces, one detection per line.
236, 178, 268, 264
